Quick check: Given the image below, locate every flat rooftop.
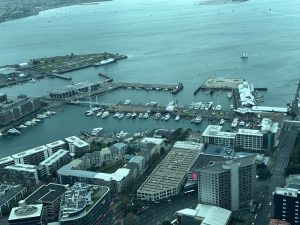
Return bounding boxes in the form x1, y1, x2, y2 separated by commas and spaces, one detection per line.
274, 187, 299, 198
137, 147, 201, 194
5, 164, 37, 172
12, 145, 48, 159
60, 183, 109, 222
173, 141, 204, 152
237, 128, 263, 136
46, 140, 66, 149
65, 136, 81, 143
39, 149, 69, 166
199, 154, 256, 174
25, 183, 67, 204
0, 156, 14, 165
0, 184, 26, 208
202, 125, 236, 139
141, 137, 164, 145
202, 144, 234, 157
9, 203, 43, 221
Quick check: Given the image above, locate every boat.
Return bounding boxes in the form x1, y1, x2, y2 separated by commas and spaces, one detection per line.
96, 111, 102, 117
37, 114, 48, 119
154, 112, 161, 120
131, 112, 137, 118
24, 121, 33, 126
164, 114, 171, 121
194, 116, 202, 124
150, 102, 157, 106
215, 105, 222, 111
133, 132, 142, 138
101, 111, 110, 118
239, 121, 245, 126
175, 115, 180, 121
30, 78, 36, 83
204, 101, 213, 110
116, 131, 128, 139
114, 112, 120, 118
91, 128, 103, 136
230, 105, 234, 110
138, 113, 144, 119
30, 119, 37, 125
246, 122, 251, 127
8, 128, 21, 135
220, 119, 225, 125
231, 118, 239, 128
125, 113, 132, 118
124, 100, 131, 105
241, 52, 248, 59
85, 110, 94, 116
200, 104, 205, 110
227, 91, 233, 98
143, 113, 149, 119
33, 118, 41, 123
118, 113, 124, 119
94, 58, 115, 66
17, 124, 27, 129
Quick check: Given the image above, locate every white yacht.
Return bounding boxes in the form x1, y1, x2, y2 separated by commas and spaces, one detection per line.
164, 114, 171, 121
175, 115, 180, 121
239, 121, 245, 127
8, 128, 21, 135
96, 111, 102, 117
215, 105, 222, 111
94, 58, 115, 66
231, 118, 239, 128
241, 52, 248, 59
125, 113, 132, 118
220, 119, 225, 125
101, 111, 110, 118
227, 91, 233, 98
17, 124, 27, 129
85, 110, 94, 116
154, 112, 161, 120
131, 112, 137, 118
114, 112, 120, 118
138, 113, 144, 119
194, 116, 202, 124
124, 100, 131, 105
24, 121, 33, 126
230, 105, 234, 110
143, 113, 149, 119
91, 128, 103, 136
204, 101, 213, 110
118, 113, 124, 119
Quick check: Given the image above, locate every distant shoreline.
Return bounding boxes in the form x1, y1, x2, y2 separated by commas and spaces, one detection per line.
0, 0, 111, 24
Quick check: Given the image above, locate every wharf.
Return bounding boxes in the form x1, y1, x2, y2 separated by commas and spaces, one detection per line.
50, 73, 72, 80
114, 82, 183, 94
98, 73, 113, 82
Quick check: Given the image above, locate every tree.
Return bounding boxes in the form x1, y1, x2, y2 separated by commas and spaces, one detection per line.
257, 168, 272, 180
123, 213, 140, 225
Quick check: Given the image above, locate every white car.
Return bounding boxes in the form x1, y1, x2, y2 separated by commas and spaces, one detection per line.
269, 202, 272, 206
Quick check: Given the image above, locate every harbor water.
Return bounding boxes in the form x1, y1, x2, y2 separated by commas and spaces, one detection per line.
0, 0, 300, 157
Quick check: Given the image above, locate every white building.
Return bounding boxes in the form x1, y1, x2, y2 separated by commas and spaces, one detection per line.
202, 125, 236, 148
39, 149, 71, 176
176, 204, 232, 225
0, 156, 14, 168
46, 140, 66, 155
129, 156, 145, 174
197, 155, 256, 211
5, 164, 40, 184
65, 136, 90, 156
12, 145, 49, 165
236, 129, 263, 150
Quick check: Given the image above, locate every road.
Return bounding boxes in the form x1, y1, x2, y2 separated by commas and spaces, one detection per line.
250, 122, 300, 225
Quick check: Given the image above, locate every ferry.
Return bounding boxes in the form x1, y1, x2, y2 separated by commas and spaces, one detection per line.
194, 116, 202, 124
231, 118, 239, 128
91, 128, 103, 136
175, 115, 180, 121
138, 113, 144, 119
220, 119, 225, 125
101, 111, 110, 118
94, 58, 115, 66
118, 113, 124, 119
227, 91, 233, 98
96, 112, 102, 117
8, 128, 21, 135
164, 114, 171, 121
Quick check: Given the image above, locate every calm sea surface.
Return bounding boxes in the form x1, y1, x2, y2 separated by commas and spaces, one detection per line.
0, 0, 299, 157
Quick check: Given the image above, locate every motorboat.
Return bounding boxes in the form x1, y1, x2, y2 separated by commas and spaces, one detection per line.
131, 112, 137, 118
125, 113, 132, 118
96, 112, 102, 117
215, 105, 222, 111
154, 112, 161, 120
231, 118, 239, 128
143, 113, 149, 119
220, 119, 225, 125
85, 110, 94, 116
8, 128, 21, 135
124, 100, 131, 105
114, 112, 120, 118
194, 116, 202, 124
118, 113, 124, 119
227, 91, 233, 98
164, 114, 171, 121
91, 128, 103, 136
138, 113, 144, 119
17, 124, 27, 129
175, 115, 180, 121
204, 101, 213, 110
101, 111, 110, 118
241, 52, 248, 59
